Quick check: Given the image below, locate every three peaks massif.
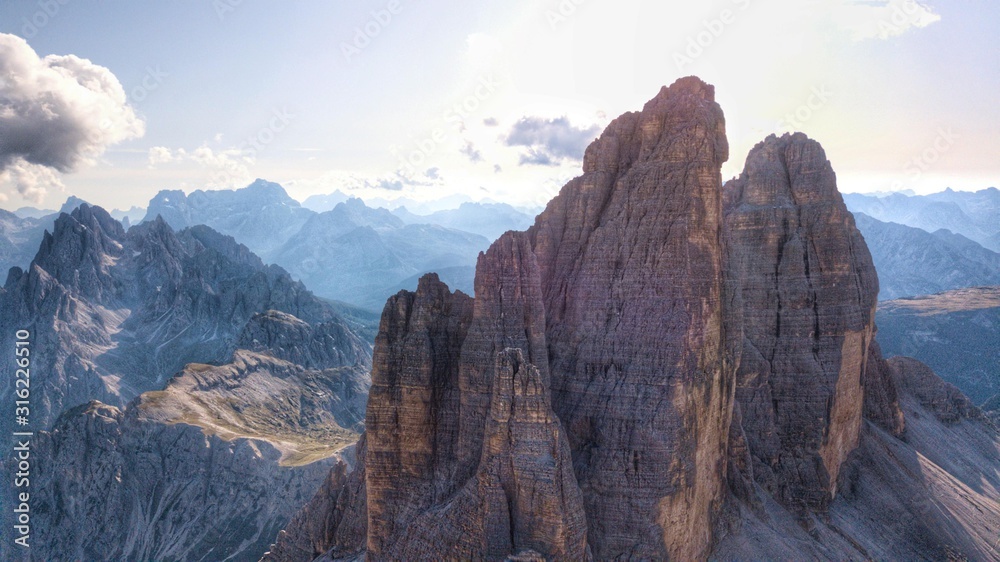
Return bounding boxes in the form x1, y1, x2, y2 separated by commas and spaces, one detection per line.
2, 77, 997, 561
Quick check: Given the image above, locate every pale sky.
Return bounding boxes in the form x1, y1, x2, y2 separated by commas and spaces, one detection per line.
0, 0, 996, 211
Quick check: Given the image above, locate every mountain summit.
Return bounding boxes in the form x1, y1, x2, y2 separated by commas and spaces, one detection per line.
263, 78, 999, 561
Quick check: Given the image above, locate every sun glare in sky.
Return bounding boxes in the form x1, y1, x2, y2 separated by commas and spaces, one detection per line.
0, 0, 996, 211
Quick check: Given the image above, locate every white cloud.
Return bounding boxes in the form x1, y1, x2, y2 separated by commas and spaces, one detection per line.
147, 143, 255, 188
0, 33, 145, 201
0, 158, 64, 204
464, 33, 504, 69
504, 116, 601, 165
147, 146, 175, 166
826, 0, 942, 41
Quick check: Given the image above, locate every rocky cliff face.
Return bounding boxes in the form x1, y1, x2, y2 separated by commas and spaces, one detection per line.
235, 310, 369, 372
265, 81, 999, 561
722, 133, 879, 511
715, 354, 1000, 561
266, 76, 739, 561
716, 136, 996, 560
525, 77, 737, 560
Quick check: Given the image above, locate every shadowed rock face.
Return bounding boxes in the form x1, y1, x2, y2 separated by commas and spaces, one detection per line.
361, 234, 590, 559
723, 133, 880, 510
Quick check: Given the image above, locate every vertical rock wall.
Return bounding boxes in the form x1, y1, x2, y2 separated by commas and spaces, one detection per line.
723, 133, 879, 510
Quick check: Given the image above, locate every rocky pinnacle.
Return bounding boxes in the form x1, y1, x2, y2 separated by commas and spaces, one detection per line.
723, 133, 881, 510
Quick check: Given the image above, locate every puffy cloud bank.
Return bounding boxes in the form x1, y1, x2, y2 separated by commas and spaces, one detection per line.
0, 34, 144, 202
505, 116, 600, 167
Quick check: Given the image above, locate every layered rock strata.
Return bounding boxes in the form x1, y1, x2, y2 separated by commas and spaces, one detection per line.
722, 133, 880, 510
264, 81, 999, 562
266, 76, 738, 561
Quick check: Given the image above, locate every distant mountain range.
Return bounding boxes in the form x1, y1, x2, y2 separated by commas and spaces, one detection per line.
853, 212, 1000, 300
142, 180, 496, 309
0, 203, 375, 561
0, 208, 50, 277
392, 201, 536, 241
143, 180, 315, 258
3, 185, 996, 307
2, 198, 147, 274
0, 204, 371, 435
844, 187, 1000, 252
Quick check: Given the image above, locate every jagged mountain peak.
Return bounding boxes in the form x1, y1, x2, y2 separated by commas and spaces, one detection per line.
272, 80, 737, 561
578, 75, 728, 178
242, 178, 300, 204
3, 201, 375, 560
0, 203, 370, 436
726, 132, 841, 209
328, 197, 403, 229
235, 309, 372, 371
724, 130, 881, 510
266, 80, 999, 562
59, 194, 91, 214
28, 203, 126, 299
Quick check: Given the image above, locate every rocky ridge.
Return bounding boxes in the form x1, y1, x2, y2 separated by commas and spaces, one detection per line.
143, 182, 491, 309
24, 401, 340, 562
12, 305, 372, 561
852, 212, 1000, 299
0, 206, 375, 561
0, 208, 51, 275
876, 286, 1000, 412
844, 187, 1000, 252
392, 201, 536, 241
0, 204, 370, 440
